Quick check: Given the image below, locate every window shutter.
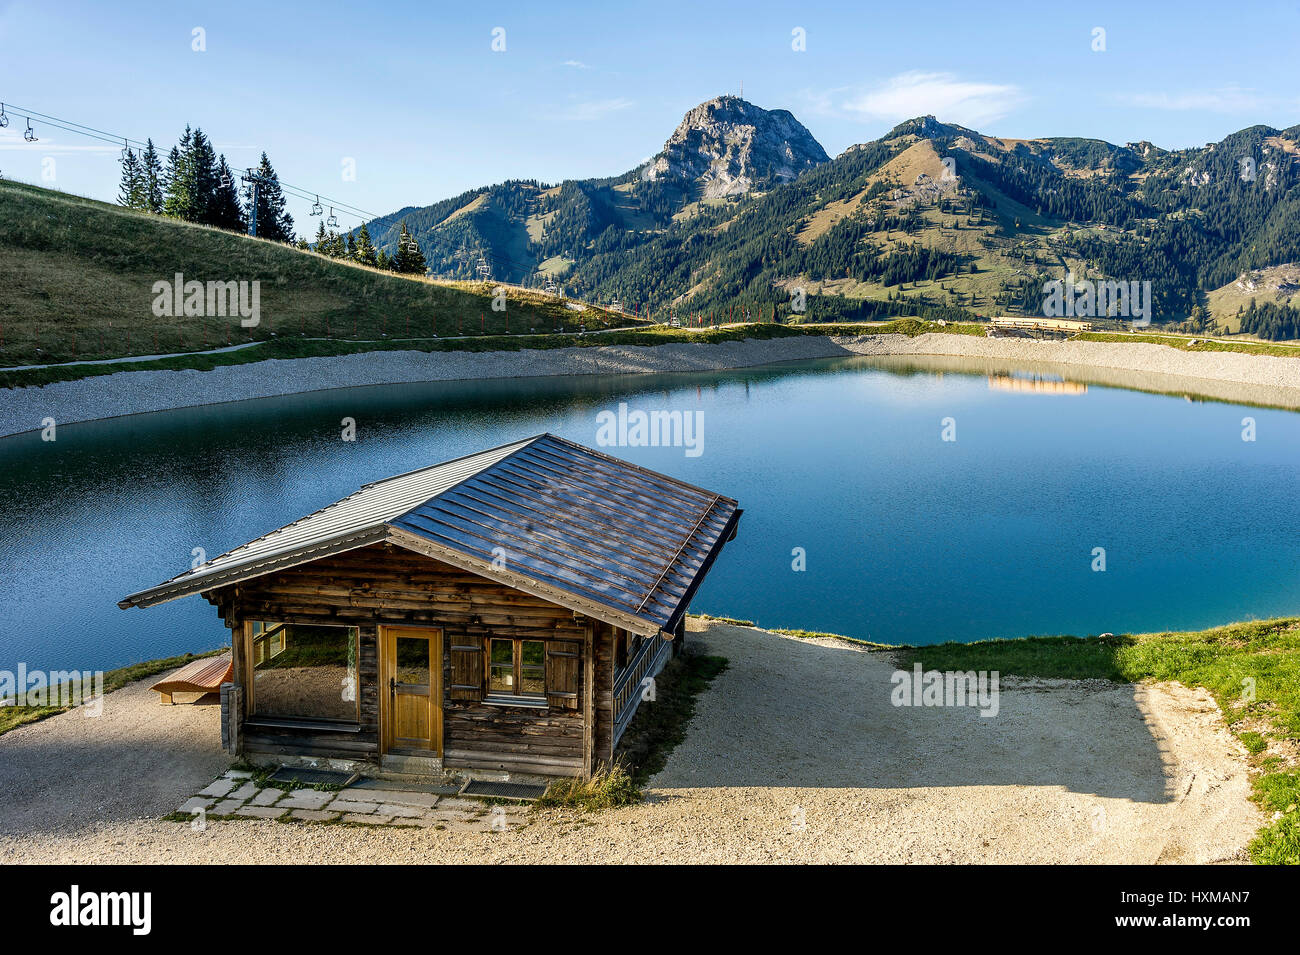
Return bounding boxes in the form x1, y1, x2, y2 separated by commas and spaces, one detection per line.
545, 641, 580, 710
449, 639, 483, 702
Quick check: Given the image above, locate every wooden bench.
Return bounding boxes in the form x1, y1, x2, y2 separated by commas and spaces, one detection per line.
150, 654, 233, 704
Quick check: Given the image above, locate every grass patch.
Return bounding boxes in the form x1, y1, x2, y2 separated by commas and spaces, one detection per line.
537, 760, 642, 811
692, 613, 755, 627
1248, 771, 1300, 865
902, 617, 1300, 864
0, 704, 64, 736
0, 647, 226, 737
1077, 330, 1300, 358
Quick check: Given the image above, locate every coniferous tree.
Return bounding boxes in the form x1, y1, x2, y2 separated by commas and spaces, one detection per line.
188, 127, 219, 224
248, 152, 294, 242
391, 222, 427, 274
353, 222, 378, 267
140, 139, 164, 214
118, 149, 145, 209
209, 155, 247, 232
163, 126, 197, 220
314, 219, 328, 252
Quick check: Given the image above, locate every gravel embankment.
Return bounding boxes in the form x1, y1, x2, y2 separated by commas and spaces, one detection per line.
0, 621, 1261, 864
4, 333, 1300, 438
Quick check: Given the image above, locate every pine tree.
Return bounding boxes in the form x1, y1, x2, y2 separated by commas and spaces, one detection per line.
163, 126, 197, 220
141, 139, 164, 214
391, 222, 427, 274
353, 222, 378, 267
314, 220, 328, 252
188, 127, 220, 224
118, 149, 145, 209
248, 152, 294, 242
209, 155, 247, 232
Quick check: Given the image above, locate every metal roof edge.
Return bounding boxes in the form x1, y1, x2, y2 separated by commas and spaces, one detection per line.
662, 506, 743, 634
360, 434, 544, 490
118, 527, 389, 609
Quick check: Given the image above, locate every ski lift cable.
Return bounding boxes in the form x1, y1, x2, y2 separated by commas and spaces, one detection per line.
0, 98, 383, 223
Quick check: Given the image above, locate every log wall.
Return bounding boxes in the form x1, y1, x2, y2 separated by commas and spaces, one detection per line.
206, 542, 616, 775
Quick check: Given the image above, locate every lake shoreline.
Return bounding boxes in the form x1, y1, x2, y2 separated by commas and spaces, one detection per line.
3, 331, 1300, 438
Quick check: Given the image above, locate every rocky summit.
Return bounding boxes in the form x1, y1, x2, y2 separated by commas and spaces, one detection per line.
641, 95, 830, 198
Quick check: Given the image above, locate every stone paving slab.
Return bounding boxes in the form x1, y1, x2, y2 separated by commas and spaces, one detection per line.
177, 770, 532, 830
278, 789, 333, 810
364, 790, 441, 808
329, 798, 383, 814
229, 782, 259, 801
198, 778, 236, 798
235, 806, 283, 819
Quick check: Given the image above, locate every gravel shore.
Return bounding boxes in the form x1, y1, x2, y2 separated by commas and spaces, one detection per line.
0, 621, 1261, 864
4, 333, 1300, 438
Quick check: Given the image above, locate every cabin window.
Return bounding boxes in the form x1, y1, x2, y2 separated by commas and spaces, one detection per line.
486, 637, 546, 702
249, 621, 359, 723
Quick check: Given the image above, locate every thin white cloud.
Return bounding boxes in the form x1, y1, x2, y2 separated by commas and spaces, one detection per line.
562, 59, 590, 69
1119, 87, 1268, 112
558, 97, 634, 121
839, 71, 1025, 128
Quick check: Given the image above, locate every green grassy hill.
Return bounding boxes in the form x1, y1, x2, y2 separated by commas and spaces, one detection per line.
0, 179, 638, 367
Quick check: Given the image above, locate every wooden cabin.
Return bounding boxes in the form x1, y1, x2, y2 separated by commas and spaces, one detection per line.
119, 434, 741, 778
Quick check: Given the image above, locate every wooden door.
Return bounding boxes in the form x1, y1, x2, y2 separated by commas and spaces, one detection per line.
382, 627, 442, 755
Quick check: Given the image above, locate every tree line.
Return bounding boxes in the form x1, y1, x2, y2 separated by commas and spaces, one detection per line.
311, 220, 427, 274
118, 125, 429, 274
1237, 298, 1300, 341
118, 126, 295, 241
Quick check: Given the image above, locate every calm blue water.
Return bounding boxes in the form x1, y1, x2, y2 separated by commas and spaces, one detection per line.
2, 356, 1299, 672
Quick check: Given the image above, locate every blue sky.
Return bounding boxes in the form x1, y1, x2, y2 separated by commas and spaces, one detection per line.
3, 0, 1299, 235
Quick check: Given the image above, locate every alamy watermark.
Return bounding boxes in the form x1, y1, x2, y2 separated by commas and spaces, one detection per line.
1, 665, 104, 715
151, 272, 260, 327
595, 402, 703, 457
891, 663, 1000, 717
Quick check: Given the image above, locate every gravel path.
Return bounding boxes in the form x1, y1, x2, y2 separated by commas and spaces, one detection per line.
5, 333, 1300, 438
0, 622, 1261, 864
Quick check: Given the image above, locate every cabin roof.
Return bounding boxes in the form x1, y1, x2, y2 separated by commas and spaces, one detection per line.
119, 434, 741, 637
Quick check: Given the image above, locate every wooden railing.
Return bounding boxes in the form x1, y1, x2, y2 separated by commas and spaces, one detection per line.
612, 635, 671, 746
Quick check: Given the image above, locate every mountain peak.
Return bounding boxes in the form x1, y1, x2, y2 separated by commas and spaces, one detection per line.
886, 115, 985, 142
641, 95, 829, 198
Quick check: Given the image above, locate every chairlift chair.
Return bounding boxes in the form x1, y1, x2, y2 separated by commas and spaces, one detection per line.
0, 104, 8, 128
327, 207, 339, 227
24, 118, 37, 142
311, 195, 323, 216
